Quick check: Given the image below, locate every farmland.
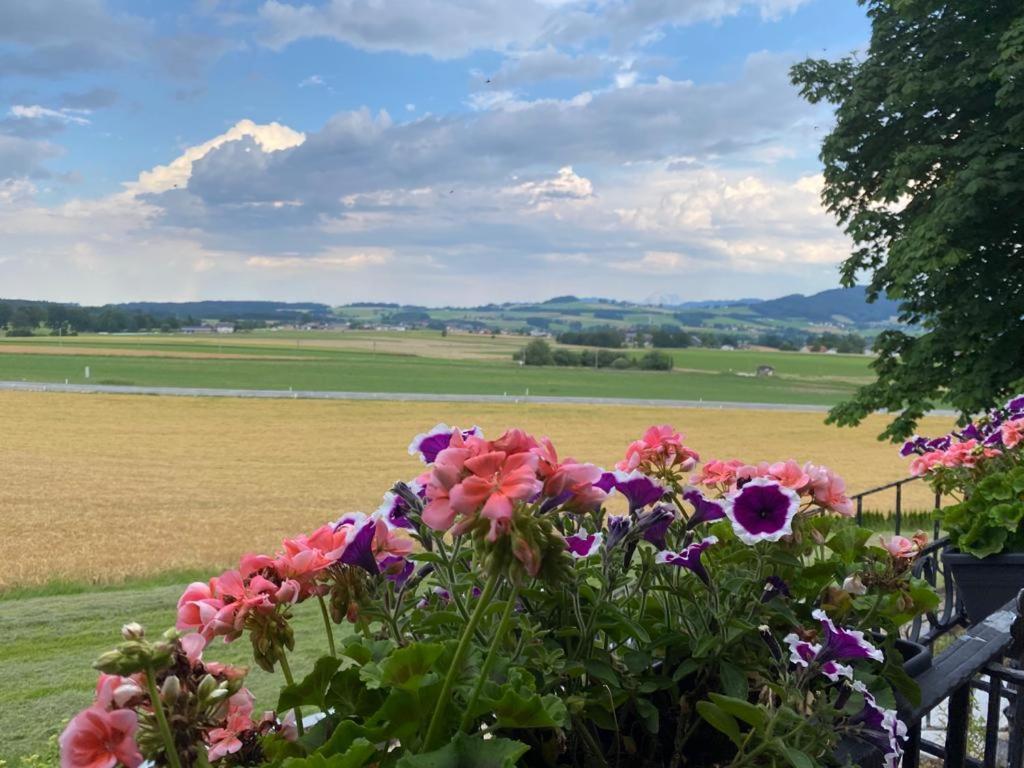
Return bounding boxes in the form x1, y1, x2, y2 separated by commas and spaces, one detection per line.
0, 389, 951, 591
0, 330, 874, 406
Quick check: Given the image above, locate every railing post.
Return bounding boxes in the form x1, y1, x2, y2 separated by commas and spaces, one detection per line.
903, 723, 921, 768
1008, 590, 1024, 768
856, 494, 863, 526
945, 682, 972, 767
983, 675, 1002, 768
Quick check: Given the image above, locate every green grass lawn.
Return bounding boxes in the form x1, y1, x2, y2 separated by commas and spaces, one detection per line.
0, 348, 862, 406
0, 578, 341, 764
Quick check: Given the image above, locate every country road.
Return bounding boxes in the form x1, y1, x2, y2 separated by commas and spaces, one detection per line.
0, 379, 845, 412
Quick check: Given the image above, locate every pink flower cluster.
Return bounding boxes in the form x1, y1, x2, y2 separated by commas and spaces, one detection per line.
908, 438, 1002, 477
693, 458, 854, 516
615, 425, 700, 473
1002, 419, 1024, 449
61, 635, 290, 768
420, 427, 607, 544
879, 533, 928, 560
177, 515, 412, 640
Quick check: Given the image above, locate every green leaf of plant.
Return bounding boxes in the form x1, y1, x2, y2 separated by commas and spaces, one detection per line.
635, 697, 660, 734
583, 658, 619, 686
777, 743, 816, 768
478, 684, 568, 730
278, 656, 342, 712
394, 733, 530, 768
708, 693, 765, 730
283, 738, 377, 768
379, 642, 445, 691
718, 662, 749, 701
696, 701, 742, 747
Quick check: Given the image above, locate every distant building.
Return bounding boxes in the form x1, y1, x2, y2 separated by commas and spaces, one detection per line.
215, 323, 235, 334
756, 365, 776, 377
181, 325, 214, 334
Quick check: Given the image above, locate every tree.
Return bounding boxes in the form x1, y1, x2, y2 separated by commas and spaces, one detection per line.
520, 339, 554, 366
791, 1, 1024, 441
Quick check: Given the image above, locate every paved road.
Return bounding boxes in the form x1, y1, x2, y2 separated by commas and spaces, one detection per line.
0, 379, 845, 412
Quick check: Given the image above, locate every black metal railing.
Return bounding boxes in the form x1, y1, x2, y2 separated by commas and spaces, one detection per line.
847, 476, 1024, 767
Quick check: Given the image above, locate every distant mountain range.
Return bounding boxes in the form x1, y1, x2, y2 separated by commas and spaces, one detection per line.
745, 287, 900, 324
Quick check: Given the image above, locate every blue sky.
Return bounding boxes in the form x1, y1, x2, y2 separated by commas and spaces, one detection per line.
0, 0, 870, 306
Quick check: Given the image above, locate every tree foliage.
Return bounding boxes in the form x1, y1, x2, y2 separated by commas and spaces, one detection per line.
791, 0, 1024, 440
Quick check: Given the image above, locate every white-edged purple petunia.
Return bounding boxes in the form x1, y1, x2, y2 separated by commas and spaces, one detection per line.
812, 609, 885, 663
594, 471, 617, 494
682, 486, 728, 527
375, 483, 421, 530
605, 515, 632, 550
850, 681, 907, 768
611, 470, 666, 511
338, 518, 379, 575
655, 536, 718, 585
638, 504, 676, 550
782, 633, 852, 682
724, 478, 800, 545
565, 532, 603, 559
407, 423, 482, 464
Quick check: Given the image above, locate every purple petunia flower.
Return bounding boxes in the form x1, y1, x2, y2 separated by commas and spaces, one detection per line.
611, 470, 666, 510
416, 585, 451, 609
605, 515, 632, 550
849, 681, 907, 768
407, 423, 482, 464
724, 478, 800, 545
376, 484, 421, 530
899, 436, 925, 457
655, 536, 717, 585
682, 486, 728, 527
594, 471, 617, 494
783, 633, 852, 682
565, 532, 603, 559
339, 518, 379, 576
379, 555, 413, 586
812, 609, 885, 663
637, 504, 676, 550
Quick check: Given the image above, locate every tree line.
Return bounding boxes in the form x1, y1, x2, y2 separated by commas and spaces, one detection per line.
515, 340, 674, 370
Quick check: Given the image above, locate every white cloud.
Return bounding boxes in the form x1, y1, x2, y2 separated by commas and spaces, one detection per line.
507, 165, 594, 208
10, 104, 92, 125
299, 74, 324, 87
246, 248, 392, 270
127, 118, 306, 195
611, 250, 696, 273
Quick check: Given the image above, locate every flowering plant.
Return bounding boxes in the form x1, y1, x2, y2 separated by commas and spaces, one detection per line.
66, 423, 938, 768
902, 395, 1024, 557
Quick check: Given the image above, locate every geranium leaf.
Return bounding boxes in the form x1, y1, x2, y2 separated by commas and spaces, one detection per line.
394, 733, 530, 768
278, 655, 342, 712
379, 642, 445, 691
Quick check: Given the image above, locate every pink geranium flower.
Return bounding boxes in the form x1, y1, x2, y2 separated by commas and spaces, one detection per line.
60, 707, 142, 768
880, 535, 919, 560
768, 460, 811, 491
692, 459, 745, 490
450, 450, 542, 540
207, 690, 256, 762
1002, 419, 1024, 449
616, 425, 700, 473
804, 463, 854, 516
534, 438, 607, 512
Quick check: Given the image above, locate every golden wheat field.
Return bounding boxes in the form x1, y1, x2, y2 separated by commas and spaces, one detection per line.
0, 391, 953, 590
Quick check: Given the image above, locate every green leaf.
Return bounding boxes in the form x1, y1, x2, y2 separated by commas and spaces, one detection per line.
827, 526, 872, 564
394, 733, 530, 768
708, 693, 765, 730
718, 662, 749, 701
379, 642, 445, 691
283, 739, 377, 768
777, 743, 816, 768
583, 658, 619, 686
635, 697, 660, 734
478, 683, 568, 730
324, 668, 386, 719
696, 701, 742, 747
278, 656, 342, 712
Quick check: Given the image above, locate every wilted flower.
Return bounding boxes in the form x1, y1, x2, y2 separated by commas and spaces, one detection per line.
638, 504, 676, 549
655, 536, 717, 585
605, 515, 632, 551
725, 478, 800, 545
842, 574, 868, 596
682, 486, 728, 527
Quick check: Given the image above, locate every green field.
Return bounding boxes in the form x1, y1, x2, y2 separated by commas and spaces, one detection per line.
0, 332, 872, 406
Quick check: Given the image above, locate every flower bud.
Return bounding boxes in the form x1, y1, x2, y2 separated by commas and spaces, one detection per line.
160, 675, 181, 704
811, 528, 826, 545
121, 623, 145, 641
114, 681, 143, 707
758, 625, 782, 662
196, 674, 217, 700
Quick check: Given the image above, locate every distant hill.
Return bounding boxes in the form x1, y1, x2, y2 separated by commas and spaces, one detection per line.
747, 287, 900, 324
112, 300, 333, 320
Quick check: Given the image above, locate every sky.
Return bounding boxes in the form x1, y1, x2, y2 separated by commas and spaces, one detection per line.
0, 0, 871, 307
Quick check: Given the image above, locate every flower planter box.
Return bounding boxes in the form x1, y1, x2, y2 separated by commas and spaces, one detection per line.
943, 550, 1024, 623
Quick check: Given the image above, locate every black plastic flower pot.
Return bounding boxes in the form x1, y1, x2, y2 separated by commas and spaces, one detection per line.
943, 549, 1024, 623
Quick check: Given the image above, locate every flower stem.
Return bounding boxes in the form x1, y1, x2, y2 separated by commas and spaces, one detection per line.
278, 653, 305, 737
421, 570, 501, 753
317, 594, 337, 658
144, 666, 182, 768
459, 585, 519, 733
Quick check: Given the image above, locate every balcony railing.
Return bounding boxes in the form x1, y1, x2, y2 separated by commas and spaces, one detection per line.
847, 476, 1024, 767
